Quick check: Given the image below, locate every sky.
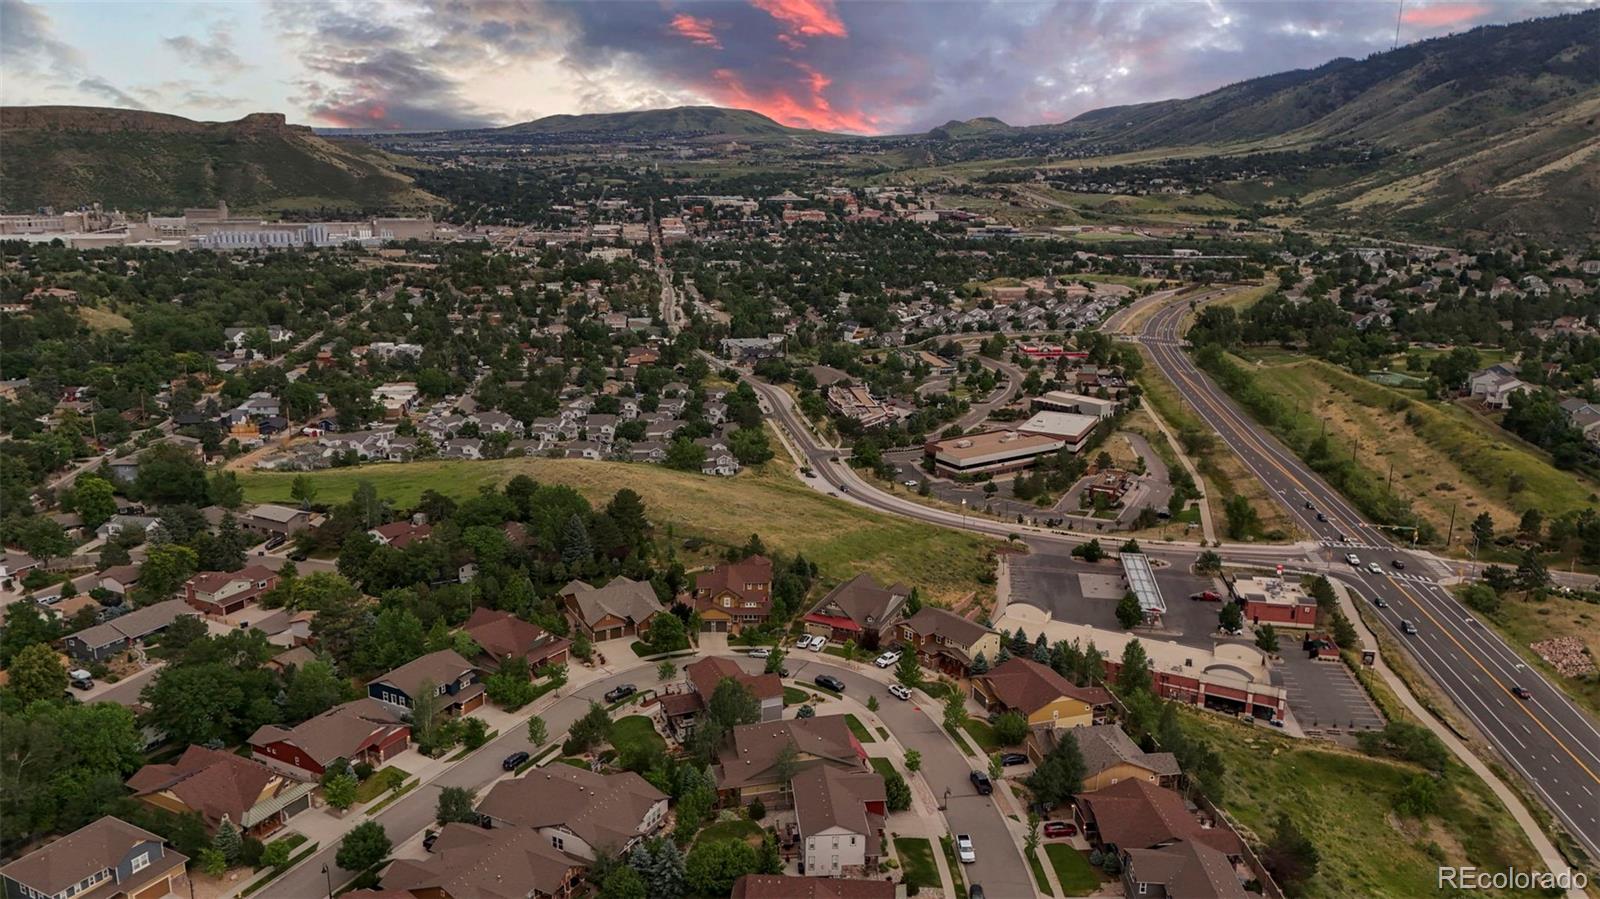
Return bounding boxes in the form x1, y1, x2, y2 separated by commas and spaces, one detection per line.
0, 0, 1589, 134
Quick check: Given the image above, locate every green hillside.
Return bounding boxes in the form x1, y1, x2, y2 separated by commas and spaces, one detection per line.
0, 107, 440, 214
499, 105, 822, 140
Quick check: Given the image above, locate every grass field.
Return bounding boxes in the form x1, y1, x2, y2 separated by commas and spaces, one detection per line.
939, 835, 969, 899
1136, 347, 1298, 540
1481, 590, 1600, 718
241, 459, 998, 605
869, 757, 898, 778
845, 714, 877, 744
1180, 708, 1543, 899
607, 716, 665, 758
693, 818, 764, 848
1240, 356, 1600, 543
1044, 844, 1102, 896
961, 718, 1001, 752
77, 305, 132, 332
893, 837, 939, 891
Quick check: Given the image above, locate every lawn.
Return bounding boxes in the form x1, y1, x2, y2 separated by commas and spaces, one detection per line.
893, 837, 939, 892
869, 757, 898, 778
960, 719, 1001, 753
242, 458, 998, 605
1240, 356, 1600, 544
939, 835, 968, 899
845, 714, 876, 744
1028, 851, 1053, 895
1044, 844, 1101, 896
353, 766, 406, 803
1179, 708, 1544, 899
608, 716, 665, 757
694, 818, 764, 848
782, 686, 810, 706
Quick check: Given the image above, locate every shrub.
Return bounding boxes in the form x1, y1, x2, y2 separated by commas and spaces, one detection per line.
749, 798, 766, 821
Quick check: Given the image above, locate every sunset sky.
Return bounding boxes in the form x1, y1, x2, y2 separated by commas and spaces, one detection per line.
1, 0, 1588, 133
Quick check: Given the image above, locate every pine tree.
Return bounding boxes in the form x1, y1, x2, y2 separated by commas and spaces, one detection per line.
212, 821, 243, 865
561, 514, 593, 565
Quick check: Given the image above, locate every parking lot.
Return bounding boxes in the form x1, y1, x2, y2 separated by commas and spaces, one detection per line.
1276, 649, 1386, 734
1009, 547, 1228, 649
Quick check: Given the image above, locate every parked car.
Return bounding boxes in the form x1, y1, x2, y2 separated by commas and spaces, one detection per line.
814, 674, 846, 692
473, 813, 494, 829
68, 669, 94, 690
903, 479, 919, 488
1512, 686, 1533, 700
748, 647, 772, 658
956, 834, 976, 863
502, 751, 530, 771
1189, 590, 1221, 602
888, 683, 912, 701
969, 771, 993, 795
999, 752, 1029, 766
969, 886, 985, 899
263, 534, 287, 551
874, 650, 901, 668
1043, 821, 1077, 838
807, 635, 827, 651
604, 683, 637, 703
1401, 620, 1418, 635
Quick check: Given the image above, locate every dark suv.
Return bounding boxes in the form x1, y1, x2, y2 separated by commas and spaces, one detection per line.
502, 751, 530, 771
814, 674, 846, 692
970, 770, 993, 795
604, 683, 637, 703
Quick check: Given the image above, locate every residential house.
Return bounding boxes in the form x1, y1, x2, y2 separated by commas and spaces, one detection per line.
183, 564, 279, 616
730, 876, 895, 899
1, 550, 39, 587
367, 649, 486, 716
369, 520, 433, 549
475, 764, 668, 860
693, 555, 773, 633
559, 577, 665, 642
793, 766, 887, 878
248, 698, 411, 781
1032, 724, 1181, 791
126, 746, 314, 838
681, 656, 784, 729
97, 564, 141, 598
460, 607, 571, 672
381, 824, 585, 899
1559, 397, 1600, 444
803, 574, 910, 648
971, 657, 1112, 729
1074, 778, 1242, 858
64, 599, 198, 662
1123, 840, 1248, 899
96, 515, 163, 542
0, 816, 189, 899
242, 504, 312, 536
236, 607, 314, 647
894, 606, 1002, 677
715, 716, 868, 808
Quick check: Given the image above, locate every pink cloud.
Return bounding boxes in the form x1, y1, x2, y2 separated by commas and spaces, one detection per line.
706, 63, 878, 133
667, 13, 722, 48
1400, 3, 1491, 28
749, 0, 848, 38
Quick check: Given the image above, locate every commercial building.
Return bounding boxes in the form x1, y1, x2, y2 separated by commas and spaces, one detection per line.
826, 385, 897, 428
1035, 390, 1120, 420
922, 429, 1064, 476
1230, 576, 1319, 629
1017, 410, 1101, 450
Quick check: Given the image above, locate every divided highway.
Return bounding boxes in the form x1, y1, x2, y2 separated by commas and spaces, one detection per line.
1138, 299, 1600, 860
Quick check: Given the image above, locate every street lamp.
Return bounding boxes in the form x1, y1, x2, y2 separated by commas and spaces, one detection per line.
322, 863, 333, 899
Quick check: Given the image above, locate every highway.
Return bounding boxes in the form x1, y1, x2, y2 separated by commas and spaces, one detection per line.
1138, 297, 1600, 860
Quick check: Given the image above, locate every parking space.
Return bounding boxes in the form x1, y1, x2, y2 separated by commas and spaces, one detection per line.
1276, 649, 1385, 733
1010, 548, 1231, 650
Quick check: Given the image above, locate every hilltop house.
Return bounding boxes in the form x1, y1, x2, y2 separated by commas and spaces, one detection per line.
803, 574, 910, 649
895, 606, 1002, 677
559, 577, 665, 642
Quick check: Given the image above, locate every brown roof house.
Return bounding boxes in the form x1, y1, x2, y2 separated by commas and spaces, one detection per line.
183, 564, 279, 616
793, 765, 887, 878
730, 875, 895, 899
126, 746, 314, 838
1124, 840, 1249, 899
1074, 778, 1242, 858
367, 649, 485, 717
803, 574, 910, 648
249, 698, 411, 781
476, 764, 668, 860
1037, 723, 1182, 791
0, 816, 189, 899
971, 657, 1112, 730
693, 555, 773, 633
559, 577, 664, 642
461, 607, 570, 672
716, 716, 868, 808
368, 520, 433, 549
382, 823, 584, 899
895, 606, 1002, 677
660, 656, 785, 739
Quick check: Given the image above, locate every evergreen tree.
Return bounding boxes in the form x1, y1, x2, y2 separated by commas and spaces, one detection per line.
1116, 640, 1153, 695
561, 514, 593, 565
212, 821, 242, 865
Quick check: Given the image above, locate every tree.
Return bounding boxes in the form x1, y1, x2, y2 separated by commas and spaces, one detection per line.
1223, 495, 1260, 540
883, 770, 912, 811
139, 543, 199, 600
527, 715, 548, 746
1255, 624, 1280, 653
12, 517, 71, 565
564, 701, 613, 755
895, 652, 923, 690
942, 692, 969, 732
1219, 602, 1243, 633
208, 471, 244, 509
1262, 812, 1319, 891
1516, 548, 1549, 588
561, 514, 593, 565
436, 786, 477, 825
648, 612, 689, 653
336, 821, 392, 872
73, 476, 118, 529
323, 772, 358, 812
0, 602, 60, 666
1025, 811, 1042, 858
904, 749, 922, 773
213, 821, 242, 865
6, 643, 67, 706
1026, 731, 1085, 810
992, 711, 1029, 746
657, 660, 678, 682
1396, 774, 1440, 818
730, 428, 774, 465
630, 837, 686, 899
1115, 591, 1143, 629
1115, 639, 1152, 696
284, 660, 352, 721
664, 438, 707, 472
707, 678, 762, 729
601, 865, 648, 899
988, 753, 1003, 781
763, 648, 787, 675
289, 475, 320, 510
1071, 539, 1104, 563
969, 651, 990, 675
1195, 550, 1223, 574
260, 839, 292, 869
684, 839, 758, 895
1470, 512, 1495, 548
197, 848, 228, 877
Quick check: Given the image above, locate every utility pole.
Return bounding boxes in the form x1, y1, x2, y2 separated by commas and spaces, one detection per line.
1445, 502, 1457, 546
1386, 460, 1394, 492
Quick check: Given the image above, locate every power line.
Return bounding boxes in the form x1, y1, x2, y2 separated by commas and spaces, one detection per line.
1393, 1, 1404, 49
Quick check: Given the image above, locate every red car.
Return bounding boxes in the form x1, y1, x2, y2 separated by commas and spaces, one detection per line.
1189, 591, 1222, 602
1043, 821, 1077, 838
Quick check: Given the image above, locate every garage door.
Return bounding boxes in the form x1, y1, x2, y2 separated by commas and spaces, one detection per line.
133, 874, 174, 899
461, 693, 486, 714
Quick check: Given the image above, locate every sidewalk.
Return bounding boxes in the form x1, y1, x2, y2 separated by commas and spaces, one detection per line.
1329, 579, 1583, 899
